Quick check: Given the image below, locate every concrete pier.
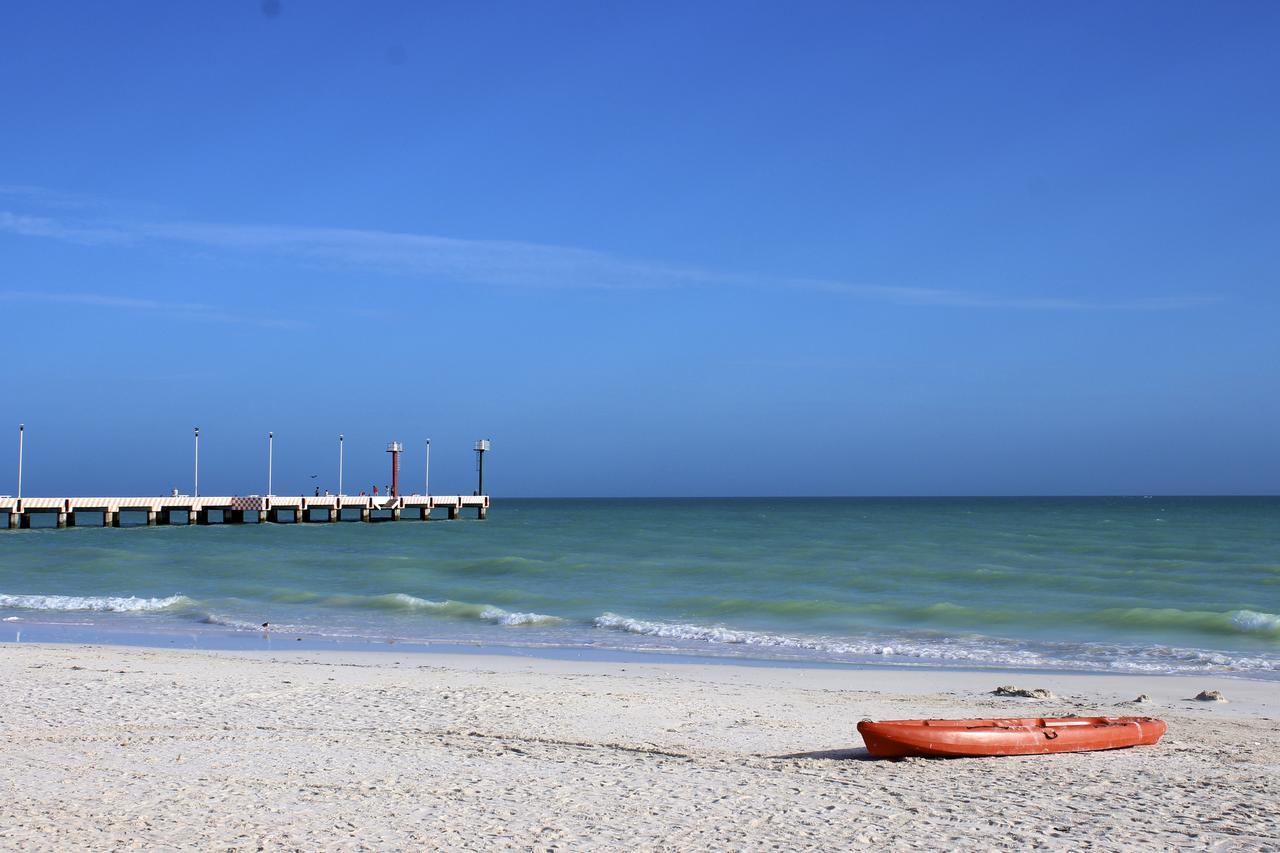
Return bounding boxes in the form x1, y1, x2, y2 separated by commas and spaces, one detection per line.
0, 494, 488, 530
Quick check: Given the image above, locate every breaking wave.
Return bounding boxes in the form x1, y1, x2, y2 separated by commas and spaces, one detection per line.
591, 612, 1280, 675
344, 593, 563, 626
592, 612, 1041, 665
200, 613, 285, 631
1090, 607, 1280, 638
1232, 610, 1280, 634
0, 593, 193, 613
479, 607, 561, 626
222, 592, 563, 628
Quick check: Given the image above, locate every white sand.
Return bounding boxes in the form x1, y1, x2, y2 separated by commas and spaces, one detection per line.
1, 644, 1277, 850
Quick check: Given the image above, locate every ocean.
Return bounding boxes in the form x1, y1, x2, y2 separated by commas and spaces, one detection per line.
1, 497, 1277, 678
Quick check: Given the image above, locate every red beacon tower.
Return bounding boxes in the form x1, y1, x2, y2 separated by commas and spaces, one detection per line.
386, 441, 403, 497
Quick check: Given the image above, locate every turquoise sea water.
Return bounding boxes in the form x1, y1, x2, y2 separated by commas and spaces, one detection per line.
1, 498, 1277, 678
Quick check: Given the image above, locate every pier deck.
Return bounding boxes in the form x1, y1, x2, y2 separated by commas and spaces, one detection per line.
0, 494, 488, 529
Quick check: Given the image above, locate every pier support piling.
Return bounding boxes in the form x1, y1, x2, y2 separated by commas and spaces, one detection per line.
7, 494, 487, 530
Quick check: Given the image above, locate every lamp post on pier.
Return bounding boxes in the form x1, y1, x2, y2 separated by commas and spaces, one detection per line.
474, 439, 490, 496
193, 426, 200, 498
16, 423, 23, 500
424, 438, 431, 496
338, 434, 344, 496
267, 432, 274, 497
386, 441, 403, 498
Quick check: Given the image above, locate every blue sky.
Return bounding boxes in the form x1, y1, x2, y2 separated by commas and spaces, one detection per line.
1, 1, 1277, 496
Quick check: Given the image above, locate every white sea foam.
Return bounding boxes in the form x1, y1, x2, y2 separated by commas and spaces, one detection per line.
200, 613, 267, 630
372, 593, 561, 626
199, 613, 316, 634
479, 606, 562, 626
0, 593, 192, 613
1231, 609, 1280, 634
202, 593, 562, 634
1076, 643, 1280, 675
592, 612, 1280, 675
591, 612, 1044, 665
383, 593, 450, 610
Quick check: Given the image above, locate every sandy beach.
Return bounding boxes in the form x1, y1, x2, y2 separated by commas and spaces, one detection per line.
0, 644, 1275, 850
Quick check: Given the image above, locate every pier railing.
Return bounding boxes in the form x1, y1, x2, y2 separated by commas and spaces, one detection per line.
0, 494, 489, 529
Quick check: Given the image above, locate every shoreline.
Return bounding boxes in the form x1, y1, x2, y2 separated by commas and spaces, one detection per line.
3, 642, 1277, 847
5, 623, 1279, 684
10, 640, 1279, 714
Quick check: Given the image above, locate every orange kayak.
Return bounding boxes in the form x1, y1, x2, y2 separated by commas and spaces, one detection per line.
858, 716, 1167, 759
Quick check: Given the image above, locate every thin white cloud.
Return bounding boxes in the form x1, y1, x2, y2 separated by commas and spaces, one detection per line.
0, 290, 304, 329
0, 205, 1218, 311
0, 211, 134, 246
0, 185, 107, 211
785, 277, 1219, 311
137, 220, 719, 290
